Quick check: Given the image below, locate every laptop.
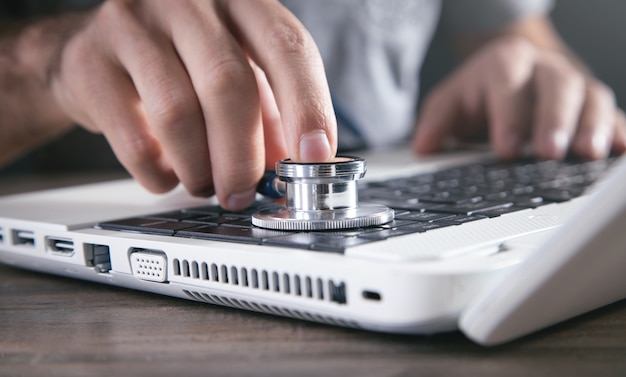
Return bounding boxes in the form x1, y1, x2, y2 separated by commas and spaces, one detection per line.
1, 145, 625, 346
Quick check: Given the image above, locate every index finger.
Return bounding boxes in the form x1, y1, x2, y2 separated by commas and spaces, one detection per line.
225, 0, 337, 162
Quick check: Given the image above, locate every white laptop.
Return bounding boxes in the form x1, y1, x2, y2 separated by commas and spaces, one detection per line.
1, 146, 625, 346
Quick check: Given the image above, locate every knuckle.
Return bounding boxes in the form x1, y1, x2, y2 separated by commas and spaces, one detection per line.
202, 58, 254, 98
149, 89, 198, 133
562, 68, 586, 92
485, 41, 535, 89
501, 36, 535, 55
264, 19, 315, 59
117, 133, 162, 167
95, 0, 138, 26
538, 53, 584, 88
93, 0, 151, 46
489, 36, 535, 65
491, 63, 529, 90
558, 71, 586, 106
588, 80, 616, 105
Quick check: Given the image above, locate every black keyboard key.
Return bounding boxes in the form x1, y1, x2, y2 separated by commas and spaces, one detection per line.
99, 218, 197, 235
365, 198, 443, 212
433, 214, 488, 225
217, 213, 254, 223
484, 191, 511, 201
182, 206, 223, 215
359, 222, 448, 240
479, 206, 529, 217
181, 214, 221, 225
428, 200, 515, 216
394, 211, 457, 222
514, 196, 547, 208
221, 218, 254, 228
534, 188, 583, 202
176, 225, 291, 244
418, 192, 483, 204
378, 219, 423, 229
145, 211, 199, 222
511, 185, 535, 195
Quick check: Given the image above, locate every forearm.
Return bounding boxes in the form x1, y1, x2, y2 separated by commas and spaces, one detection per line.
0, 12, 89, 167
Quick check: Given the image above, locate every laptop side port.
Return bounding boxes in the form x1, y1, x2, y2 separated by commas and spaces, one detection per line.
362, 290, 382, 301
329, 281, 347, 304
84, 243, 111, 273
45, 237, 75, 256
129, 249, 167, 283
12, 229, 35, 247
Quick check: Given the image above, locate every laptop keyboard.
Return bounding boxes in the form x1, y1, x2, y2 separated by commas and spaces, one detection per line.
98, 158, 615, 253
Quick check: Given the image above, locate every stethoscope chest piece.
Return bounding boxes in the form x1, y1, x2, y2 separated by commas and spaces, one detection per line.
252, 156, 394, 231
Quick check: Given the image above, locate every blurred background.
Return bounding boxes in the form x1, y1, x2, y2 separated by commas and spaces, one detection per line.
421, 0, 626, 109
1, 0, 625, 177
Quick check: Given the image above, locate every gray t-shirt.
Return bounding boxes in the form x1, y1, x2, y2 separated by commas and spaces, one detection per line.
282, 0, 554, 151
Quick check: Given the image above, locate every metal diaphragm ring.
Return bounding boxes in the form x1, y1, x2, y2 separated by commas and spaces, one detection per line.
252, 156, 394, 231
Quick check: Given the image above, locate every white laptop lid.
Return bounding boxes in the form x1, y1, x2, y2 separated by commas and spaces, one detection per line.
459, 156, 626, 345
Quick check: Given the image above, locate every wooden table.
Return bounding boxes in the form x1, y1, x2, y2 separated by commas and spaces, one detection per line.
1, 174, 626, 376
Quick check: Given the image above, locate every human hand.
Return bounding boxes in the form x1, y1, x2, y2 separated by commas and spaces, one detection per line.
48, 0, 337, 210
412, 36, 626, 160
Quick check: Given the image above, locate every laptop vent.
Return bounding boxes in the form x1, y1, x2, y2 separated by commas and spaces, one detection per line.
182, 289, 359, 329
172, 258, 347, 304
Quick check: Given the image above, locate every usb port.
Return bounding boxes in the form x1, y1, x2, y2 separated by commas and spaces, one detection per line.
12, 229, 35, 247
45, 237, 75, 256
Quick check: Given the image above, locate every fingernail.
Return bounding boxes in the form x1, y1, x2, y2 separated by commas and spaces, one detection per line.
591, 132, 610, 158
226, 188, 256, 211
299, 131, 331, 161
551, 130, 569, 158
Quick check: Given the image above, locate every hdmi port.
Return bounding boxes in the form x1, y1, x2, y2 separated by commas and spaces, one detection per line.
45, 237, 75, 256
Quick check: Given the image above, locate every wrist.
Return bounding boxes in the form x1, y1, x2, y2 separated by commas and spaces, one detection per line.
0, 12, 91, 166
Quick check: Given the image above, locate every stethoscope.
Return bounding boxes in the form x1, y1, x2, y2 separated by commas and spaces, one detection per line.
253, 156, 394, 231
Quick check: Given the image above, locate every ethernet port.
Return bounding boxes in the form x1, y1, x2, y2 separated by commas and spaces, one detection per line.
84, 243, 111, 273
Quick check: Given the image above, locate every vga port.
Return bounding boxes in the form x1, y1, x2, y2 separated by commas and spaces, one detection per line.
130, 249, 167, 283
